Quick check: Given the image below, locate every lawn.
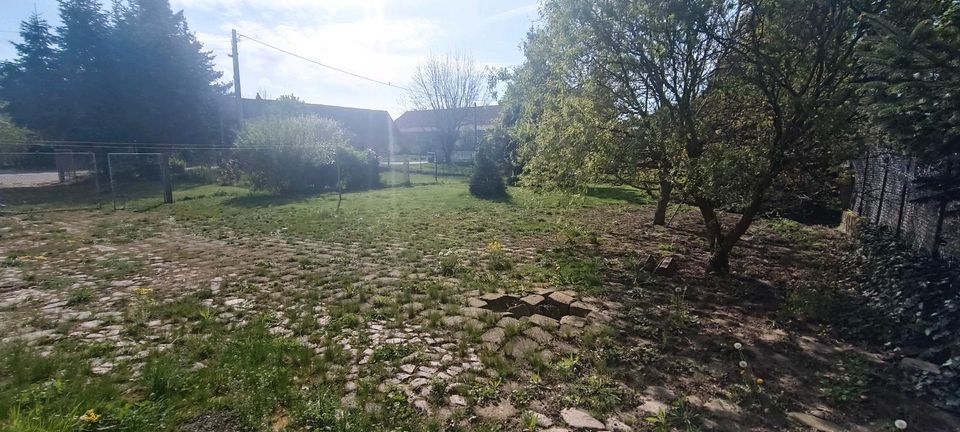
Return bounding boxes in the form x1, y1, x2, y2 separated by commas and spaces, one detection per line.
0, 178, 955, 432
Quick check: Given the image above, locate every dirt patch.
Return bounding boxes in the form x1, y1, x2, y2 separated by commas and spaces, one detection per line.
178, 411, 250, 432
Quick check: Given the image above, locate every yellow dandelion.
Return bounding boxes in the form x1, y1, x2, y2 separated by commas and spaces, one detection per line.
80, 409, 100, 423
134, 287, 154, 296
486, 240, 504, 253
756, 378, 765, 385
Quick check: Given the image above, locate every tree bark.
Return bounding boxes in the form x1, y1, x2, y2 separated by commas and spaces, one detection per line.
653, 179, 673, 225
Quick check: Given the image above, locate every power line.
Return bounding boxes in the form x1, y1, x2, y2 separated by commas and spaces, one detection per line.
0, 140, 361, 151
236, 32, 411, 92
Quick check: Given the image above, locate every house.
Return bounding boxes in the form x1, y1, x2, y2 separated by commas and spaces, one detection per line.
394, 105, 501, 157
234, 98, 398, 156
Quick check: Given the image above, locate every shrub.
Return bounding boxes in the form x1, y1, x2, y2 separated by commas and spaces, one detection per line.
234, 116, 380, 193
844, 224, 960, 410
469, 149, 507, 199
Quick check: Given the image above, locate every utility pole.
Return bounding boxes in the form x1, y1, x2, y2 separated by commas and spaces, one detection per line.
231, 29, 243, 127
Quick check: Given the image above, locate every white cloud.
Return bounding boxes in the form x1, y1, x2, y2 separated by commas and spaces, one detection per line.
184, 0, 443, 116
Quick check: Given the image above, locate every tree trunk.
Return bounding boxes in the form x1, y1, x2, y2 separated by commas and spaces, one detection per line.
705, 172, 775, 275
707, 243, 731, 274
653, 179, 672, 225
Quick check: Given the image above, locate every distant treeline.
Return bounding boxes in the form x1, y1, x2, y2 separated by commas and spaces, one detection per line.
0, 0, 227, 147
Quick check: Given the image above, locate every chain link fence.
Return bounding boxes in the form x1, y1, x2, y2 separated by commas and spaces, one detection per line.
851, 153, 959, 259
0, 147, 478, 213
0, 152, 102, 213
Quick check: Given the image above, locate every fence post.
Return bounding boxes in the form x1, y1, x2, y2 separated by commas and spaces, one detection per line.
895, 159, 910, 236
108, 154, 117, 210
858, 152, 870, 214
875, 157, 889, 225
160, 152, 173, 204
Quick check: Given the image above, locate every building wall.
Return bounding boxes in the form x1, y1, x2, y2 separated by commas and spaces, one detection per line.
851, 153, 959, 259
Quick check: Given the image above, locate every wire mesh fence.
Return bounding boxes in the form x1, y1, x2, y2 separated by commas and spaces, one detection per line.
380, 152, 474, 186
0, 152, 102, 213
0, 147, 478, 214
107, 153, 168, 211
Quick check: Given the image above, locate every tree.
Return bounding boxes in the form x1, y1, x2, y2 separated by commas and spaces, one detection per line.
0, 12, 59, 134
108, 0, 226, 145
469, 148, 508, 199
859, 0, 960, 257
53, 0, 113, 141
517, 0, 865, 273
687, 0, 865, 273
0, 0, 226, 147
408, 53, 486, 163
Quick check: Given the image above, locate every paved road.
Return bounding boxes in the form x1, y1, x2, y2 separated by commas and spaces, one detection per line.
382, 160, 430, 166
0, 171, 90, 187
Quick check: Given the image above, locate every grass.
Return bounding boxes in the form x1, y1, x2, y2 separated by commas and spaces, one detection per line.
5, 174, 919, 431
0, 320, 444, 432
147, 177, 630, 248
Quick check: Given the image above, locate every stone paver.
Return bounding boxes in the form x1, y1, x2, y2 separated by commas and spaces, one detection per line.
561, 408, 605, 430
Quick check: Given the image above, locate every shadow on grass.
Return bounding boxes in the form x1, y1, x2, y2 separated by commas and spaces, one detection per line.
223, 191, 326, 208
584, 185, 651, 205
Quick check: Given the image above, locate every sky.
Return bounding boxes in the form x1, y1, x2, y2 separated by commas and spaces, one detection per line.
0, 0, 541, 118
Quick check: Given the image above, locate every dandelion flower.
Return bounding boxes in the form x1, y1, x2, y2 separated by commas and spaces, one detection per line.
486, 241, 504, 253
894, 419, 907, 430
739, 360, 748, 368
734, 342, 743, 350
756, 378, 764, 385
80, 409, 101, 423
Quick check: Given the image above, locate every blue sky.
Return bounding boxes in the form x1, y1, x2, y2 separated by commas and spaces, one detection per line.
0, 0, 540, 117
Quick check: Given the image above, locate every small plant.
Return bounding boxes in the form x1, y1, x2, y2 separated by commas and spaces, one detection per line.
727, 342, 784, 414
485, 240, 512, 271
644, 398, 701, 432
563, 374, 626, 415
68, 287, 93, 305
436, 251, 461, 276
371, 344, 417, 363
468, 377, 502, 405
819, 355, 870, 406
521, 411, 539, 431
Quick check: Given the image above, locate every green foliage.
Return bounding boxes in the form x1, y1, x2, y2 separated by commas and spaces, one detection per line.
1, 0, 225, 146
818, 355, 871, 407
234, 115, 381, 194
859, 2, 960, 214
844, 224, 960, 410
643, 399, 702, 432
563, 374, 626, 415
469, 150, 507, 199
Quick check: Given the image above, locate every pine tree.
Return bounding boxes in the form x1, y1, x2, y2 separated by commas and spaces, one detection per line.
110, 0, 226, 145
860, 1, 960, 254
0, 12, 59, 134
55, 0, 113, 141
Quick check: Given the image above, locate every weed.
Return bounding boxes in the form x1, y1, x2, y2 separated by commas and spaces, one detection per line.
37, 275, 77, 290
521, 410, 539, 431
644, 399, 701, 432
819, 355, 870, 406
480, 352, 514, 377
563, 374, 626, 415
468, 377, 502, 405
371, 344, 417, 363
68, 287, 93, 305
94, 257, 143, 280
436, 251, 461, 276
